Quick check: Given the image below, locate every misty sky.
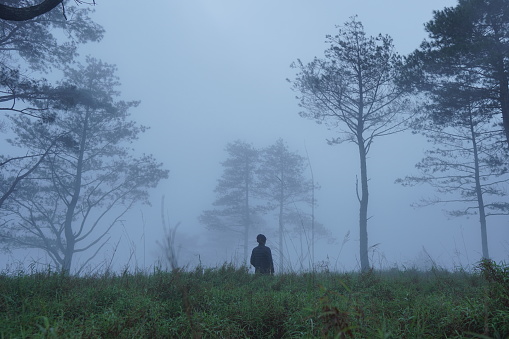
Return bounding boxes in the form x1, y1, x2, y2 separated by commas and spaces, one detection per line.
10, 0, 507, 272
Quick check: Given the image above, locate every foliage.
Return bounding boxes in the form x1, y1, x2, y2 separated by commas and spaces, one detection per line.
398, 0, 509, 261
256, 138, 314, 272
0, 0, 103, 115
200, 139, 320, 269
401, 0, 509, 146
0, 261, 508, 338
0, 58, 169, 274
199, 140, 261, 264
396, 94, 509, 259
0, 0, 104, 208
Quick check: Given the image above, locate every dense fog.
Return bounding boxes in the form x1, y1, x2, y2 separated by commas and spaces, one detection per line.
1, 0, 507, 274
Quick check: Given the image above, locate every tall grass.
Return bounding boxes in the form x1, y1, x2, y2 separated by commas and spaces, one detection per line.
0, 260, 507, 338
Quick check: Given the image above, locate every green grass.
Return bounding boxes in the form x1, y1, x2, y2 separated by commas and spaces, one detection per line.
0, 260, 508, 338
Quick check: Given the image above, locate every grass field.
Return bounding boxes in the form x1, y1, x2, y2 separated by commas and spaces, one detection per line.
0, 259, 507, 338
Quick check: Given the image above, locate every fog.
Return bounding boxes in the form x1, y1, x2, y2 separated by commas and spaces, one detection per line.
3, 0, 508, 273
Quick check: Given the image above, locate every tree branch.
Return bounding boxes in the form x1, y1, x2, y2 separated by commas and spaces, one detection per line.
0, 0, 64, 21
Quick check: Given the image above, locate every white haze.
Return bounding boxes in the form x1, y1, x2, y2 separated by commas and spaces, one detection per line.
4, 0, 508, 273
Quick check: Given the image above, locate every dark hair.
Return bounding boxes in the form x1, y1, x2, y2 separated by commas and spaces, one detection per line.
256, 234, 266, 244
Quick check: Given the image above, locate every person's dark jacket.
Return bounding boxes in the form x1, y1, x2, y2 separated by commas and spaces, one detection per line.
250, 244, 274, 274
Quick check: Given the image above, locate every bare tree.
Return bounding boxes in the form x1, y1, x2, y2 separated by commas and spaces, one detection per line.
290, 17, 409, 271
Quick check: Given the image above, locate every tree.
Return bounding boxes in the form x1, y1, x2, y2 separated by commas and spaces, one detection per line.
397, 71, 509, 260
256, 138, 313, 272
403, 0, 509, 147
0, 1, 103, 116
0, 0, 92, 21
199, 140, 260, 264
0, 2, 103, 208
0, 57, 168, 273
290, 17, 408, 271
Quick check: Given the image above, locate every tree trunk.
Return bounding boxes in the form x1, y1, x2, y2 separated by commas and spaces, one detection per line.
310, 158, 315, 270
358, 138, 370, 271
62, 110, 89, 274
499, 76, 509, 148
469, 114, 490, 259
357, 73, 370, 272
243, 171, 250, 265
278, 197, 284, 272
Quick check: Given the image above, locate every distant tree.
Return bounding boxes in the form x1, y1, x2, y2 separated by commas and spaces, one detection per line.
0, 2, 103, 208
199, 140, 260, 264
284, 212, 332, 271
255, 138, 314, 272
402, 0, 509, 146
397, 73, 509, 260
290, 17, 409, 271
0, 58, 169, 274
0, 0, 94, 21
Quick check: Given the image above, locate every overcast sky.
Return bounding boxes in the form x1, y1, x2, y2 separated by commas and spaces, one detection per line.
31, 0, 506, 272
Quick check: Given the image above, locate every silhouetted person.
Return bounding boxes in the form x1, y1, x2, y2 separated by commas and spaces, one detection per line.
250, 234, 274, 275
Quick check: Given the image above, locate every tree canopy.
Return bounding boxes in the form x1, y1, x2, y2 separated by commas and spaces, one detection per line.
0, 58, 168, 273
403, 0, 509, 147
0, 1, 102, 208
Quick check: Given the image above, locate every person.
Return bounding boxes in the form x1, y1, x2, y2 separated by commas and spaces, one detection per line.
250, 234, 274, 275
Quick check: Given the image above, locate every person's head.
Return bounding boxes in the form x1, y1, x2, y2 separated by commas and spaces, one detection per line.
256, 234, 266, 245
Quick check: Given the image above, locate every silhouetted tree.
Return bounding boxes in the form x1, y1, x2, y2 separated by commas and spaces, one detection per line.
0, 58, 168, 274
397, 74, 509, 260
290, 17, 409, 271
0, 0, 103, 207
402, 0, 509, 146
199, 140, 260, 264
256, 138, 313, 272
